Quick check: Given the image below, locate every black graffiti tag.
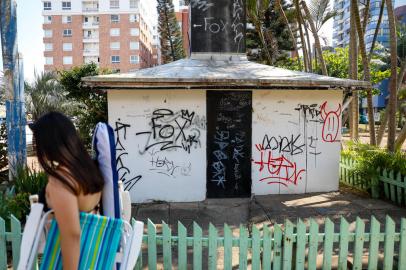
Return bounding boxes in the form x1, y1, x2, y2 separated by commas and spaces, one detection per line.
136, 109, 202, 154
115, 120, 142, 191
260, 134, 305, 156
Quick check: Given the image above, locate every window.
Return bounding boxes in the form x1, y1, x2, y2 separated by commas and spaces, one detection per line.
85, 30, 93, 37
44, 29, 52, 38
129, 14, 138, 22
43, 2, 51, 10
63, 43, 72, 51
130, 42, 139, 50
110, 0, 119, 9
44, 16, 52, 24
44, 43, 53, 51
111, 55, 120, 63
63, 56, 73, 65
45, 57, 53, 65
130, 28, 139, 36
62, 16, 72, 23
111, 14, 120, 23
130, 55, 139, 64
130, 0, 138, 8
63, 29, 72, 37
62, 1, 71, 10
110, 42, 120, 50
110, 28, 120, 36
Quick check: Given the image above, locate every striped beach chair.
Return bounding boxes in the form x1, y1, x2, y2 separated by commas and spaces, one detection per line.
18, 204, 143, 270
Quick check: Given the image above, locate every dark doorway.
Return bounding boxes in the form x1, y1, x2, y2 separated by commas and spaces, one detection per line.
206, 91, 252, 198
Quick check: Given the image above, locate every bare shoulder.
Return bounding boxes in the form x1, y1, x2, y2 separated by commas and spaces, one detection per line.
47, 175, 77, 201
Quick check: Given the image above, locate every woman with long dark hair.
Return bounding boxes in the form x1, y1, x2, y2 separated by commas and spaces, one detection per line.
30, 111, 104, 270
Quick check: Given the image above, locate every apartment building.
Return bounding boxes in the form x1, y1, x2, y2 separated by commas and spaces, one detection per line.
42, 0, 159, 73
332, 0, 393, 50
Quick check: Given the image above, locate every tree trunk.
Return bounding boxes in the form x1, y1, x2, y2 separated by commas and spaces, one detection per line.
376, 62, 406, 145
395, 123, 406, 150
264, 29, 278, 64
254, 20, 273, 65
368, 0, 385, 58
349, 3, 359, 140
301, 0, 327, 75
362, 0, 370, 33
352, 0, 376, 145
386, 0, 398, 152
304, 22, 313, 72
275, 0, 301, 67
294, 0, 309, 72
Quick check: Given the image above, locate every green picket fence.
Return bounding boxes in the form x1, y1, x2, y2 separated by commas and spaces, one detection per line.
340, 157, 406, 205
2, 215, 406, 269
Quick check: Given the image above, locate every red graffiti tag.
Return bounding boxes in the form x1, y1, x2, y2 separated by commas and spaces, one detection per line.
252, 144, 306, 187
320, 101, 342, 143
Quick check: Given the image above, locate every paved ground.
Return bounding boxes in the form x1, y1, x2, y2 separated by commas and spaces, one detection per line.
132, 187, 406, 232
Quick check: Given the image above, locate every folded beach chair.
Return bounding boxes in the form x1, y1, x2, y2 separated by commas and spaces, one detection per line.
92, 122, 132, 222
17, 203, 143, 270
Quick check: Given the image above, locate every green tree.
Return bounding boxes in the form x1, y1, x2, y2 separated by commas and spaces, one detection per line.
157, 0, 185, 64
25, 72, 73, 121
59, 63, 110, 148
276, 47, 391, 91
246, 0, 295, 65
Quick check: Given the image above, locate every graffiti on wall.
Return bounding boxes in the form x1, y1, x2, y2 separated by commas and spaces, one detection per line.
320, 102, 342, 143
148, 149, 192, 178
253, 101, 341, 188
253, 144, 306, 187
136, 109, 205, 154
211, 130, 229, 188
115, 120, 142, 191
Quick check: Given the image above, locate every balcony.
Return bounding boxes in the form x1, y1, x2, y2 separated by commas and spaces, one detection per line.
82, 7, 98, 12
83, 35, 99, 42
83, 22, 99, 29
83, 48, 99, 56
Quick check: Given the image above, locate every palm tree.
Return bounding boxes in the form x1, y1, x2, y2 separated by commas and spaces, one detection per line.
300, 0, 333, 75
395, 86, 406, 150
368, 0, 385, 59
349, 5, 359, 140
351, 0, 376, 145
293, 0, 310, 71
385, 0, 398, 152
25, 71, 73, 121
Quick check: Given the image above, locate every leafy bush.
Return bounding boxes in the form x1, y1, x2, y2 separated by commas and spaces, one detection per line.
342, 141, 406, 191
0, 167, 47, 222
13, 166, 48, 195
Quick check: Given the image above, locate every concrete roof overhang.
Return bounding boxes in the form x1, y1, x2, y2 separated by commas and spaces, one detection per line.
82, 57, 371, 91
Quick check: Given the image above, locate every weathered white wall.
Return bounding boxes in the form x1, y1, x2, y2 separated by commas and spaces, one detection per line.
252, 90, 343, 195
109, 89, 343, 202
108, 90, 207, 202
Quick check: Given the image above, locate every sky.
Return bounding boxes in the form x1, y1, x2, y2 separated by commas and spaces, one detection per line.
0, 0, 406, 82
